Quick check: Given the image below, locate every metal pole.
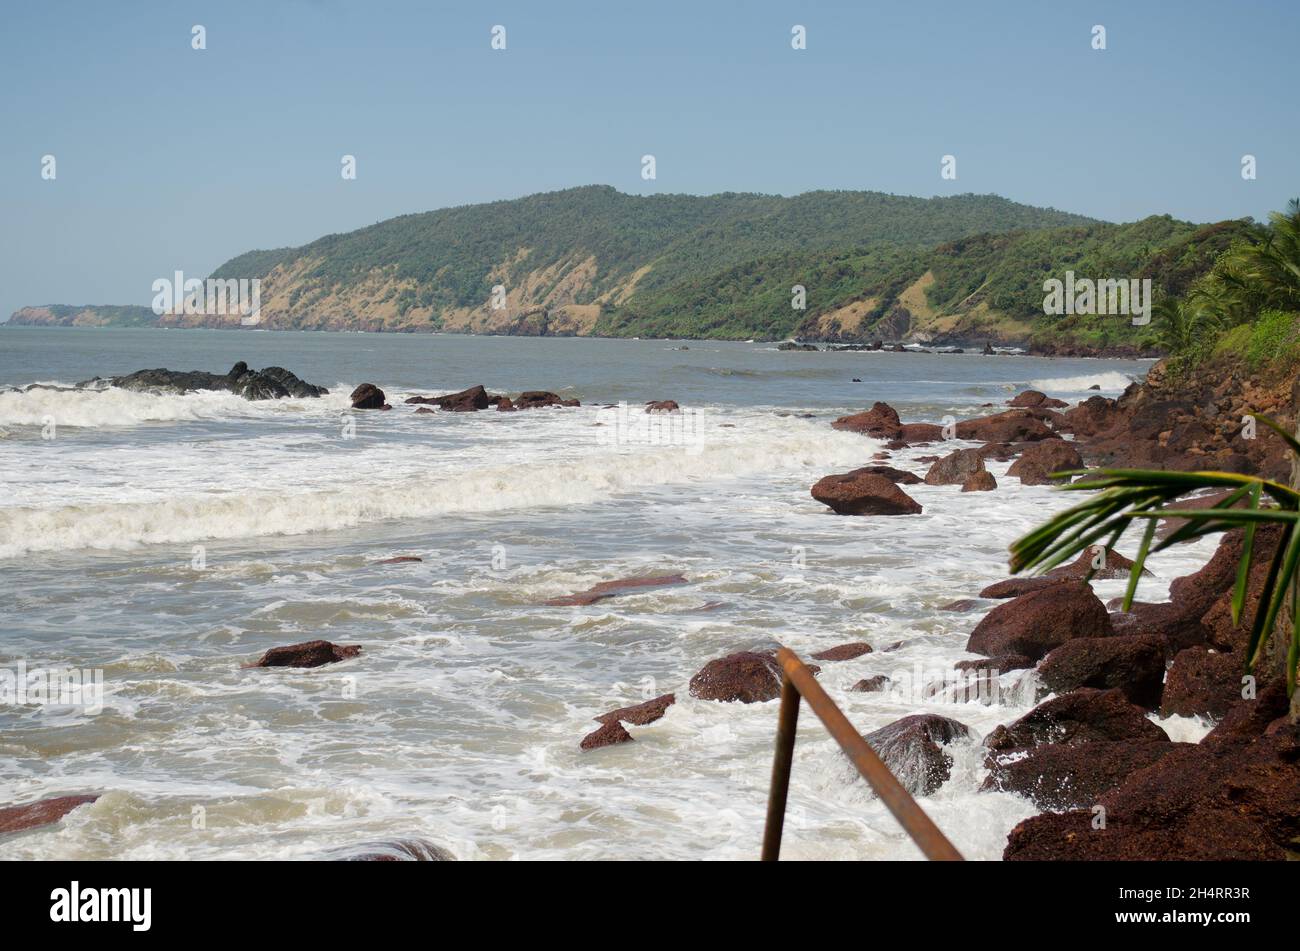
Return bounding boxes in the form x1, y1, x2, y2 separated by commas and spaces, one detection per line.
760, 673, 801, 861
773, 647, 964, 861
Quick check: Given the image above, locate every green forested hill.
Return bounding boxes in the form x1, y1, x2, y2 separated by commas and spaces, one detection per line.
8, 186, 1250, 349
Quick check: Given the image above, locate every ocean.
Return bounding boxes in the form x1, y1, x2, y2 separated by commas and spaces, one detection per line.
0, 326, 1215, 859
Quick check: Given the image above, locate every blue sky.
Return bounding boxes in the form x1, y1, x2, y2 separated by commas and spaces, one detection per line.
1, 0, 1296, 319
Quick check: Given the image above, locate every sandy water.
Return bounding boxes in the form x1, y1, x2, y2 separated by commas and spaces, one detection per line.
0, 327, 1212, 859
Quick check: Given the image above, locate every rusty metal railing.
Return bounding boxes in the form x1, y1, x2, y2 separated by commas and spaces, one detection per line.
761, 646, 963, 861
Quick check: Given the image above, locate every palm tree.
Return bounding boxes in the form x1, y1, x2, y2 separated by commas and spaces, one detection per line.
1152, 296, 1220, 352
1009, 414, 1300, 709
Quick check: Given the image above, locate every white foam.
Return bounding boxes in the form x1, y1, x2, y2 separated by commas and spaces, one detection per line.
0, 385, 352, 428
1027, 371, 1135, 393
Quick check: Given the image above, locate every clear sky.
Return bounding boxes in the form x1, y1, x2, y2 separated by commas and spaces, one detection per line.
1, 0, 1296, 320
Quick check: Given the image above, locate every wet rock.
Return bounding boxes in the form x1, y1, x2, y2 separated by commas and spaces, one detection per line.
849, 465, 922, 485
247, 640, 361, 669
1161, 647, 1247, 718
1044, 546, 1148, 581
899, 422, 945, 443
1201, 525, 1284, 652
811, 642, 873, 661
967, 582, 1113, 660
961, 470, 997, 492
580, 720, 634, 750
107, 362, 328, 401
1057, 395, 1120, 437
778, 342, 819, 351
955, 654, 1033, 673
978, 576, 1068, 599
595, 693, 676, 726
863, 714, 971, 796
339, 839, 456, 861
1008, 390, 1068, 409
376, 556, 422, 565
939, 599, 982, 612
1038, 634, 1166, 708
689, 651, 783, 703
645, 399, 680, 413
923, 448, 987, 486
510, 391, 580, 410
1006, 440, 1084, 485
405, 384, 499, 412
0, 795, 100, 835
830, 402, 902, 439
810, 471, 923, 516
983, 740, 1183, 811
349, 383, 387, 409
955, 410, 1057, 443
543, 573, 688, 606
984, 688, 1168, 753
1003, 727, 1300, 860
851, 675, 890, 693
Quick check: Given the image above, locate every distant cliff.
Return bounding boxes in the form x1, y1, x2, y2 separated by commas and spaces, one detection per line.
7, 305, 159, 328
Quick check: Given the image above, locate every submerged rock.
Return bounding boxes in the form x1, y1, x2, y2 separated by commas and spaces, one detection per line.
580, 720, 634, 750
246, 640, 361, 669
0, 794, 100, 835
542, 573, 688, 606
105, 361, 328, 400
338, 839, 456, 861
595, 693, 676, 726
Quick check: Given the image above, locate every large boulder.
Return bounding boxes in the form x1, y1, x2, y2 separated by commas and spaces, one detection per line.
983, 740, 1182, 811
1003, 727, 1300, 860
984, 688, 1169, 753
0, 795, 100, 835
923, 449, 987, 486
966, 582, 1113, 660
689, 651, 783, 703
1161, 647, 1247, 718
810, 471, 923, 516
831, 402, 902, 439
899, 422, 945, 443
1006, 440, 1084, 485
349, 383, 387, 409
955, 410, 1057, 443
246, 640, 361, 669
863, 714, 971, 796
847, 465, 922, 485
1038, 634, 1166, 708
1057, 395, 1121, 437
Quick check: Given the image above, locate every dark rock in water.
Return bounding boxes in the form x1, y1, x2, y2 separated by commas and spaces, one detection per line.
405, 384, 500, 412
982, 341, 995, 355
898, 422, 944, 443
924, 448, 987, 486
689, 651, 782, 703
851, 675, 890, 693
509, 391, 580, 411
1038, 634, 1166, 708
983, 739, 1183, 811
1006, 440, 1083, 485
954, 410, 1056, 443
595, 693, 676, 726
967, 582, 1112, 660
810, 471, 922, 516
831, 402, 902, 439
542, 573, 688, 606
1007, 390, 1068, 409
848, 465, 921, 484
376, 556, 422, 565
863, 714, 971, 796
339, 839, 456, 861
961, 470, 997, 492
1003, 725, 1300, 860
645, 400, 680, 413
955, 653, 1033, 673
247, 640, 361, 669
0, 794, 100, 835
778, 341, 819, 351
580, 720, 634, 750
349, 383, 387, 409
106, 362, 328, 401
984, 688, 1168, 753
939, 599, 981, 612
1161, 647, 1246, 718
811, 642, 873, 661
